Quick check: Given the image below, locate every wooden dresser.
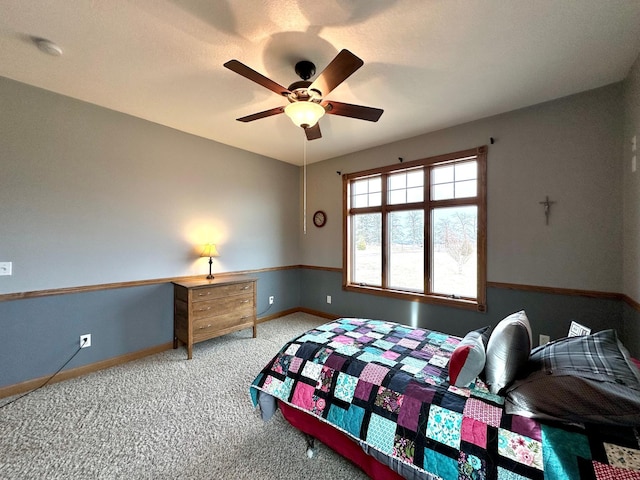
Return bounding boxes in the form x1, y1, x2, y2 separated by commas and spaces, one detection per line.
172, 276, 257, 359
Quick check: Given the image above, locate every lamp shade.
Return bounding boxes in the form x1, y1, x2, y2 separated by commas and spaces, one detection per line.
284, 101, 325, 128
200, 244, 219, 258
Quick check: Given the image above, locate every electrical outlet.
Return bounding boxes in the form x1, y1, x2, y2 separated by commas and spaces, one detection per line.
326, 295, 332, 304
80, 334, 91, 348
268, 296, 274, 305
539, 334, 550, 346
0, 262, 12, 276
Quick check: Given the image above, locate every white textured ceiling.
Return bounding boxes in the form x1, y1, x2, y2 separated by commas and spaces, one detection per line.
1, 1, 640, 165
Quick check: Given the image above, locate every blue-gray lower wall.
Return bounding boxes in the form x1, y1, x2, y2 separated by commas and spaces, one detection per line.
0, 269, 302, 389
0, 266, 635, 390
252, 268, 301, 317
0, 284, 173, 388
623, 302, 640, 358
300, 268, 631, 355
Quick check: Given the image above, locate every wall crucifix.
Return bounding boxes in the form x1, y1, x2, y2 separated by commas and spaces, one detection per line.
539, 195, 556, 225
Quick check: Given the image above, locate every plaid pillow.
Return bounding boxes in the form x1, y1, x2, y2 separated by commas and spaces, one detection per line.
529, 329, 640, 385
505, 329, 640, 426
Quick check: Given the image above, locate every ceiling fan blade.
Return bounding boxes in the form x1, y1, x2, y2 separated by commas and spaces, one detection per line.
304, 123, 322, 140
324, 101, 383, 122
237, 106, 285, 123
309, 49, 363, 97
224, 60, 291, 97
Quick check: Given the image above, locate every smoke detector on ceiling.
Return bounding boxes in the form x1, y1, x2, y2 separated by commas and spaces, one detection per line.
34, 38, 63, 56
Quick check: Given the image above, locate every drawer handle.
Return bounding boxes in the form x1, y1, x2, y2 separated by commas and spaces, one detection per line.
241, 315, 250, 320
196, 307, 212, 312
240, 299, 249, 304
241, 286, 250, 290
198, 292, 212, 297
198, 324, 212, 329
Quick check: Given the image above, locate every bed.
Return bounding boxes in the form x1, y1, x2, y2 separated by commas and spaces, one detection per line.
250, 315, 640, 479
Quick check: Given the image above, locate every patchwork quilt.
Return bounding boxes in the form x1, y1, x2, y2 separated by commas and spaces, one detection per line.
250, 318, 640, 480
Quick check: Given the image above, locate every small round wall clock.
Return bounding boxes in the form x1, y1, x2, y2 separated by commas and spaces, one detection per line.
313, 210, 327, 228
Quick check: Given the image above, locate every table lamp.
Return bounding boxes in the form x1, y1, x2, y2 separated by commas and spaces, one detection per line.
200, 244, 219, 279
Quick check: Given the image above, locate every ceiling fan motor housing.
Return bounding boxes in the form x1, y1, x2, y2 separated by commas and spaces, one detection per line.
294, 60, 316, 80
289, 61, 322, 102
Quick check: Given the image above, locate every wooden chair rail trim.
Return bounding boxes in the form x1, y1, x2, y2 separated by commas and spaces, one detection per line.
1, 267, 637, 314
299, 265, 342, 273
622, 294, 640, 311
0, 265, 301, 303
487, 281, 624, 301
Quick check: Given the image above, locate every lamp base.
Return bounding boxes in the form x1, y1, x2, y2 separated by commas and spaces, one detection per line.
207, 256, 214, 279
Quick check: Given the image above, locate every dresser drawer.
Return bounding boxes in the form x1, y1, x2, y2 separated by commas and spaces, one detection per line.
191, 282, 254, 302
191, 293, 253, 320
192, 307, 254, 342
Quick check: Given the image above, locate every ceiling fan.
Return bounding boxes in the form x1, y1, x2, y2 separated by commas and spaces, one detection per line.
223, 49, 383, 141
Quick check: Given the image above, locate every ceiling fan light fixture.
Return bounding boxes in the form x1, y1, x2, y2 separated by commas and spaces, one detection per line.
284, 101, 325, 128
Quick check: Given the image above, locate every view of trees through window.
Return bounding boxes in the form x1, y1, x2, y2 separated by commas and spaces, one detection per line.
389, 210, 424, 291
432, 206, 477, 297
353, 213, 381, 286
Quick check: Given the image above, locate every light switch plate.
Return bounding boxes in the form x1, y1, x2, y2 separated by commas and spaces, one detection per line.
0, 262, 12, 276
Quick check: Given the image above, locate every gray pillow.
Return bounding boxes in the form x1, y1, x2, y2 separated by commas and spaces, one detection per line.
448, 326, 491, 388
485, 310, 532, 395
505, 329, 640, 426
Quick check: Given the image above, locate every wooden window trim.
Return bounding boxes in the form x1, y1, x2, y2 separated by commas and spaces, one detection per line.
342, 146, 487, 312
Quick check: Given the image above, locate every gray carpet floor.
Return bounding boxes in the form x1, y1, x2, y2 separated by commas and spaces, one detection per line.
0, 313, 370, 479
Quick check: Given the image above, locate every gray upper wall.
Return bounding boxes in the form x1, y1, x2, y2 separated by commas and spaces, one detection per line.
0, 72, 630, 298
624, 53, 640, 303
0, 77, 300, 295
301, 83, 624, 294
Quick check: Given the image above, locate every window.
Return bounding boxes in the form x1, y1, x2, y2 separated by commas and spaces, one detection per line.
343, 147, 487, 311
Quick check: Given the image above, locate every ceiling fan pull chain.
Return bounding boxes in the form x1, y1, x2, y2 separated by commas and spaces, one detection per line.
303, 135, 307, 235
